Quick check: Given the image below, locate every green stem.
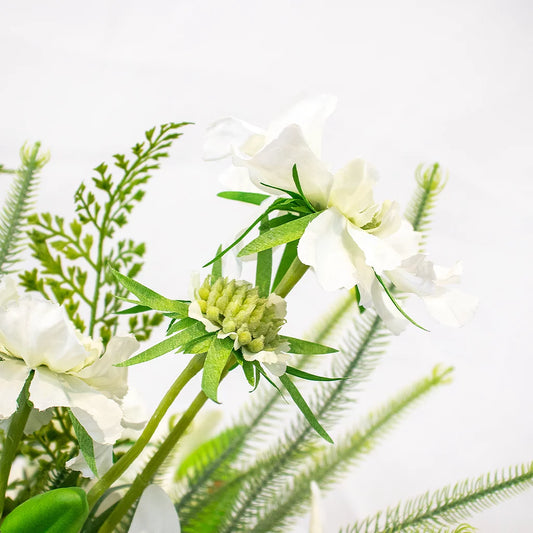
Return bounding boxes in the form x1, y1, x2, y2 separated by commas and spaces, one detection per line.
273, 257, 309, 298
0, 370, 34, 517
87, 354, 205, 509
98, 390, 210, 533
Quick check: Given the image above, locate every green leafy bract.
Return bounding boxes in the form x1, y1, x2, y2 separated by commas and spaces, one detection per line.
202, 336, 235, 402
217, 191, 270, 205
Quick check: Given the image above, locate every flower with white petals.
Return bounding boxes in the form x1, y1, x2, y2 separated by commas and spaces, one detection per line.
203, 94, 337, 191
129, 484, 180, 533
0, 277, 139, 454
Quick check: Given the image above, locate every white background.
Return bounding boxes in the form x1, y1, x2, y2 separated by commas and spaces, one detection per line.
1, 1, 532, 531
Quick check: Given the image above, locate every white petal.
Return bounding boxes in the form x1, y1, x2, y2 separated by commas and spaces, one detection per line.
423, 288, 478, 328
0, 360, 30, 418
263, 361, 288, 377
30, 368, 123, 444
0, 276, 21, 307
219, 166, 263, 193
75, 335, 139, 399
129, 484, 181, 533
381, 219, 421, 260
346, 223, 402, 274
120, 388, 148, 432
370, 281, 408, 335
328, 158, 378, 225
24, 408, 54, 434
387, 255, 437, 297
310, 481, 323, 533
266, 293, 287, 320
235, 125, 333, 210
0, 297, 90, 373
188, 300, 220, 333
203, 117, 263, 160
265, 94, 337, 157
66, 441, 113, 479
298, 209, 361, 291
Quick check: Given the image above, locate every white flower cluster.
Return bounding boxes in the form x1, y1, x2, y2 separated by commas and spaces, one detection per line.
204, 96, 477, 333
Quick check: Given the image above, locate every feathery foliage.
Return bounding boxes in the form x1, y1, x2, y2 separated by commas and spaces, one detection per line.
344, 463, 533, 533
250, 366, 454, 533
0, 143, 48, 275
20, 123, 188, 343
404, 163, 447, 251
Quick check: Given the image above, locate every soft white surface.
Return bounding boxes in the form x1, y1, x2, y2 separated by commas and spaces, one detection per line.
1, 1, 532, 531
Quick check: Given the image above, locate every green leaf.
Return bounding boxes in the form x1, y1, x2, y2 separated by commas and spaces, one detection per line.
167, 317, 198, 335
291, 165, 315, 213
115, 304, 152, 315
116, 322, 207, 366
1, 487, 89, 533
242, 360, 256, 388
279, 335, 338, 355
217, 191, 270, 205
68, 411, 97, 477
354, 285, 366, 314
374, 271, 429, 332
110, 267, 189, 316
202, 336, 234, 402
212, 244, 223, 281
279, 374, 333, 443
285, 366, 344, 382
238, 212, 320, 257
255, 217, 272, 297
272, 240, 298, 290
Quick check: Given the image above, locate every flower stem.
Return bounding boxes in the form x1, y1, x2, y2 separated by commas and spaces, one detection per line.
273, 257, 309, 298
98, 390, 210, 533
0, 370, 34, 518
87, 353, 205, 509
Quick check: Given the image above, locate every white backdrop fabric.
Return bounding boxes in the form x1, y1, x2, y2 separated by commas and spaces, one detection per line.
1, 1, 532, 531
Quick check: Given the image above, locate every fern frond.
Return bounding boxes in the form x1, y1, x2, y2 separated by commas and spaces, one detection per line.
0, 143, 48, 274
404, 163, 447, 251
250, 365, 453, 533
344, 462, 533, 533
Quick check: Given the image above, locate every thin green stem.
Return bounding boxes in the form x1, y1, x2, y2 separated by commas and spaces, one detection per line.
273, 257, 309, 298
0, 370, 34, 517
98, 391, 210, 533
87, 354, 205, 508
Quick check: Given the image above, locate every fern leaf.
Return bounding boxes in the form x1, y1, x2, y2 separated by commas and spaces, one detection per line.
0, 143, 48, 274
344, 463, 533, 533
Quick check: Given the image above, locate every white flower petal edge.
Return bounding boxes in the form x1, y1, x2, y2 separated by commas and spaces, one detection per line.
309, 481, 324, 533
129, 484, 181, 533
0, 360, 31, 418
66, 441, 113, 479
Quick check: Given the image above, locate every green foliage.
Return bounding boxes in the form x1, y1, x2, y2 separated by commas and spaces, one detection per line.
217, 191, 270, 205
202, 336, 235, 402
0, 143, 48, 275
20, 123, 188, 342
344, 463, 533, 533
405, 163, 447, 251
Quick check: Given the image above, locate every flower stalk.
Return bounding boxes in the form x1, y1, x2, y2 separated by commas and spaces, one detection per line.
273, 257, 309, 298
0, 370, 34, 518
87, 353, 206, 509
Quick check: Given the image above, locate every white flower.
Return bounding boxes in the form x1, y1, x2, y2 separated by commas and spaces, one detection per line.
129, 484, 180, 533
203, 94, 337, 191
0, 277, 139, 448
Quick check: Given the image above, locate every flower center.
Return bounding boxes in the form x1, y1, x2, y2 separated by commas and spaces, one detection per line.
195, 277, 285, 353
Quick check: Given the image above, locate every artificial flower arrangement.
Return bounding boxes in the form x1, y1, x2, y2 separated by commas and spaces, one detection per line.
0, 96, 530, 533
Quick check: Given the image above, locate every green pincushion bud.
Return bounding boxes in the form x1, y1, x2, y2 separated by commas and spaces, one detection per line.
194, 276, 286, 353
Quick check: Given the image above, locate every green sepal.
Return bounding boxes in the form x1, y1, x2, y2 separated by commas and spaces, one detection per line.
354, 285, 366, 314
242, 359, 256, 388
212, 244, 223, 281
279, 335, 338, 355
238, 212, 320, 257
217, 191, 270, 205
255, 363, 286, 400
279, 373, 333, 444
285, 366, 344, 382
167, 316, 197, 335
110, 267, 189, 316
291, 164, 315, 213
202, 336, 234, 402
116, 322, 207, 367
1, 487, 89, 533
181, 333, 215, 354
374, 271, 429, 331
68, 411, 97, 477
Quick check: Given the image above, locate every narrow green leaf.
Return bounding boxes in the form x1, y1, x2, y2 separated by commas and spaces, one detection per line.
272, 241, 298, 290
115, 304, 151, 315
285, 366, 344, 382
202, 336, 234, 402
279, 335, 338, 355
110, 267, 189, 316
354, 285, 366, 314
291, 165, 315, 213
259, 181, 301, 199
279, 374, 333, 443
238, 212, 320, 257
211, 245, 223, 281
374, 271, 429, 332
181, 333, 215, 354
69, 411, 97, 477
217, 191, 270, 205
116, 323, 206, 366
167, 317, 197, 335
255, 363, 287, 400
242, 360, 256, 387
255, 217, 272, 297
